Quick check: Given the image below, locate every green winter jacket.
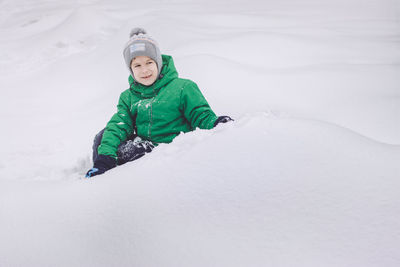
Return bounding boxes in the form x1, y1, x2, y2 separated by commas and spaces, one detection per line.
98, 54, 218, 159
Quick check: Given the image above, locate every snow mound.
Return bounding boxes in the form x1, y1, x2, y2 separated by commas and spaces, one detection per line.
1, 114, 399, 266
1, 0, 400, 266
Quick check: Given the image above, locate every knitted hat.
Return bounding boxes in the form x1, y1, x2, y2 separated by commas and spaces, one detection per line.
123, 28, 162, 78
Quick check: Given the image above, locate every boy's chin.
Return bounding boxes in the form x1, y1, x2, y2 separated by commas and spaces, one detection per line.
141, 81, 154, 86
139, 79, 156, 86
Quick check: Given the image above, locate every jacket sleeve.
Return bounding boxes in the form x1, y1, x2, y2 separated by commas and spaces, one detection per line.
181, 80, 218, 130
97, 92, 135, 159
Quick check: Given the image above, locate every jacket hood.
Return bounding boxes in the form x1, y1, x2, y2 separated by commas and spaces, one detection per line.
128, 54, 178, 98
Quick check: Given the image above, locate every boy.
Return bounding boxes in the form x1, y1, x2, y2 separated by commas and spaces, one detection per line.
86, 28, 232, 178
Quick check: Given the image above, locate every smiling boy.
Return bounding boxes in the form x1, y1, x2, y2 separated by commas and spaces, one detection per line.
131, 56, 158, 86
86, 28, 232, 178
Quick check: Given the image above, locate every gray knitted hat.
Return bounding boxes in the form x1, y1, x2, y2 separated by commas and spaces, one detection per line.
123, 28, 162, 78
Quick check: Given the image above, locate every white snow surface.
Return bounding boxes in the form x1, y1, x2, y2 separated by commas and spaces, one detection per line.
1, 0, 400, 266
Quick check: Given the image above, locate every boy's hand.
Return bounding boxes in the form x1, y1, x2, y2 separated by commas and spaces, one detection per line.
85, 168, 105, 178
85, 155, 117, 178
214, 116, 234, 127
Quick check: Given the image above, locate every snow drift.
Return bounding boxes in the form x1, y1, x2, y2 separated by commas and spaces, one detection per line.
0, 0, 399, 266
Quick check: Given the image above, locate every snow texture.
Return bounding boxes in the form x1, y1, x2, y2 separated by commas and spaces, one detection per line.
0, 0, 399, 266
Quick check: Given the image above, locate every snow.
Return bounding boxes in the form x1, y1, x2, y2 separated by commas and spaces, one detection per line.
1, 0, 400, 266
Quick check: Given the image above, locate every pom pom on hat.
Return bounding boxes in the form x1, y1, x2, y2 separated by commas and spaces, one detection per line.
130, 27, 147, 37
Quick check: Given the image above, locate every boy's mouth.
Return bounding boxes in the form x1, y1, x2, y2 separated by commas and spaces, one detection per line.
142, 74, 152, 79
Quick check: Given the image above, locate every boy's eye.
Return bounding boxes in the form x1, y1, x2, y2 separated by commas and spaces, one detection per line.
147, 61, 153, 65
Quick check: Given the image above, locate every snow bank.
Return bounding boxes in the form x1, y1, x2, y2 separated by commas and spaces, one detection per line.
1, 114, 400, 266
1, 0, 400, 266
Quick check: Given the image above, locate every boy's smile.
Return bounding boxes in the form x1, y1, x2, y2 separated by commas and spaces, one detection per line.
131, 56, 158, 86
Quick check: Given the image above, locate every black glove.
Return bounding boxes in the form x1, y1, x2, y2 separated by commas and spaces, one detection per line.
214, 116, 234, 127
85, 154, 117, 178
117, 137, 155, 165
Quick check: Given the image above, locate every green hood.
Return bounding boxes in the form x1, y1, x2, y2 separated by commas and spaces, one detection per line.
128, 55, 178, 98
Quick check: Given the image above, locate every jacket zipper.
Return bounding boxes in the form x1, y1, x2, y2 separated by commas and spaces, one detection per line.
148, 88, 157, 138
148, 100, 153, 138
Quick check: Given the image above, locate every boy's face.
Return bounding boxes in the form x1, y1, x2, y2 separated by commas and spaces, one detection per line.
130, 56, 158, 86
